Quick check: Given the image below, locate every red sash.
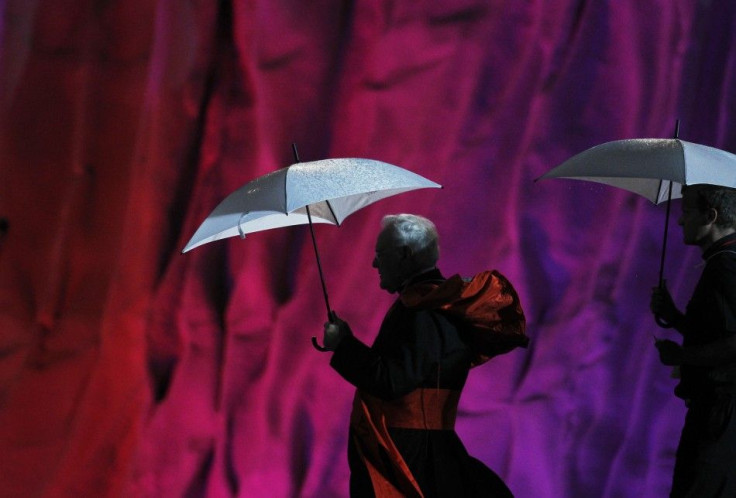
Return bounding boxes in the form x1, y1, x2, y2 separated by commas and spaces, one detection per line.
350, 388, 461, 497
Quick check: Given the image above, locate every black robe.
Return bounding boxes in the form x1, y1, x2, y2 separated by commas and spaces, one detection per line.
671, 233, 736, 497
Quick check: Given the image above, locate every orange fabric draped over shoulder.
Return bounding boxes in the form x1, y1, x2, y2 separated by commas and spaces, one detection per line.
400, 270, 528, 365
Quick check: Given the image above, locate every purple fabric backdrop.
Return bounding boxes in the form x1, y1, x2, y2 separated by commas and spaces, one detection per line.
1, 0, 736, 496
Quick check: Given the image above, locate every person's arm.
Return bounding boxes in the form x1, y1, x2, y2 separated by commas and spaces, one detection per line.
328, 310, 443, 400
656, 268, 736, 366
656, 335, 736, 366
684, 335, 736, 365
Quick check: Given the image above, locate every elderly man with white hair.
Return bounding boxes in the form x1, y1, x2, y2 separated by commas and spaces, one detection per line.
322, 214, 529, 497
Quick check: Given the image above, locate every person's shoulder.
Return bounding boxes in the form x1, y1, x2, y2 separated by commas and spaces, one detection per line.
706, 252, 736, 290
708, 250, 736, 272
402, 305, 460, 332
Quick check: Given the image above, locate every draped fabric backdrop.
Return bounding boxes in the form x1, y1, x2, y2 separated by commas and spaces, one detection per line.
1, 1, 736, 497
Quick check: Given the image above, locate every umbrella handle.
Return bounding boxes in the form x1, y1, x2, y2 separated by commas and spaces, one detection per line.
311, 337, 329, 352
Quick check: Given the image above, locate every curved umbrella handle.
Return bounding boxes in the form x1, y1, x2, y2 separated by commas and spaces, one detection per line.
311, 336, 329, 352
312, 309, 338, 352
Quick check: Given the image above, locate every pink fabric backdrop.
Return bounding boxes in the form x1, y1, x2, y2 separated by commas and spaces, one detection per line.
1, 1, 736, 496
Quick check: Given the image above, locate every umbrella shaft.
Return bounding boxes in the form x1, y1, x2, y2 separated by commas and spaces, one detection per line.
305, 205, 332, 317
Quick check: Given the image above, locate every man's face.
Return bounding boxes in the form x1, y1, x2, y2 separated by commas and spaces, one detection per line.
679, 188, 713, 247
372, 228, 408, 293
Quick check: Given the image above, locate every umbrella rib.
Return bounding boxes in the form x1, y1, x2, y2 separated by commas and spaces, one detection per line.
283, 167, 289, 213
325, 199, 340, 226
237, 212, 248, 239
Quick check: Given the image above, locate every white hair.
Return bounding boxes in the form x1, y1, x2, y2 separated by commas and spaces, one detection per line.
381, 214, 439, 268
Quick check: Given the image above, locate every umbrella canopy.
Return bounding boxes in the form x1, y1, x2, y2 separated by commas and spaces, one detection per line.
538, 138, 736, 204
182, 158, 441, 253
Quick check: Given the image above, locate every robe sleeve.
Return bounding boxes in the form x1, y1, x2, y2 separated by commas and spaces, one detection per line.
715, 265, 736, 336
330, 309, 444, 401
690, 258, 736, 342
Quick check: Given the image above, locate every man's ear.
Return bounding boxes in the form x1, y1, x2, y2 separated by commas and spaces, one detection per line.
707, 208, 719, 225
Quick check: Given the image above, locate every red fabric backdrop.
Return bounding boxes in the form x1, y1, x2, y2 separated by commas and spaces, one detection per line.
2, 1, 736, 496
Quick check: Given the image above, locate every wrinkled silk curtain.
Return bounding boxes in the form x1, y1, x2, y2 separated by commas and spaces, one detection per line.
1, 0, 736, 497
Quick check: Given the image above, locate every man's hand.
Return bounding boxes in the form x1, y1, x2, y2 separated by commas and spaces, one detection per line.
650, 281, 682, 326
655, 339, 684, 366
322, 311, 351, 351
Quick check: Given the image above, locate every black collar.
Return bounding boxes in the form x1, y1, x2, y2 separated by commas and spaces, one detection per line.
401, 267, 444, 291
702, 232, 736, 261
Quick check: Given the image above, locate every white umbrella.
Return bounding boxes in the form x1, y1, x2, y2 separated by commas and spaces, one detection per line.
182, 157, 440, 252
538, 138, 736, 204
183, 149, 442, 347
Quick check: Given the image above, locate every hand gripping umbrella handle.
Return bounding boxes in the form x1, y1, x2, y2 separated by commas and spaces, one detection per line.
311, 311, 337, 352
312, 311, 339, 352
